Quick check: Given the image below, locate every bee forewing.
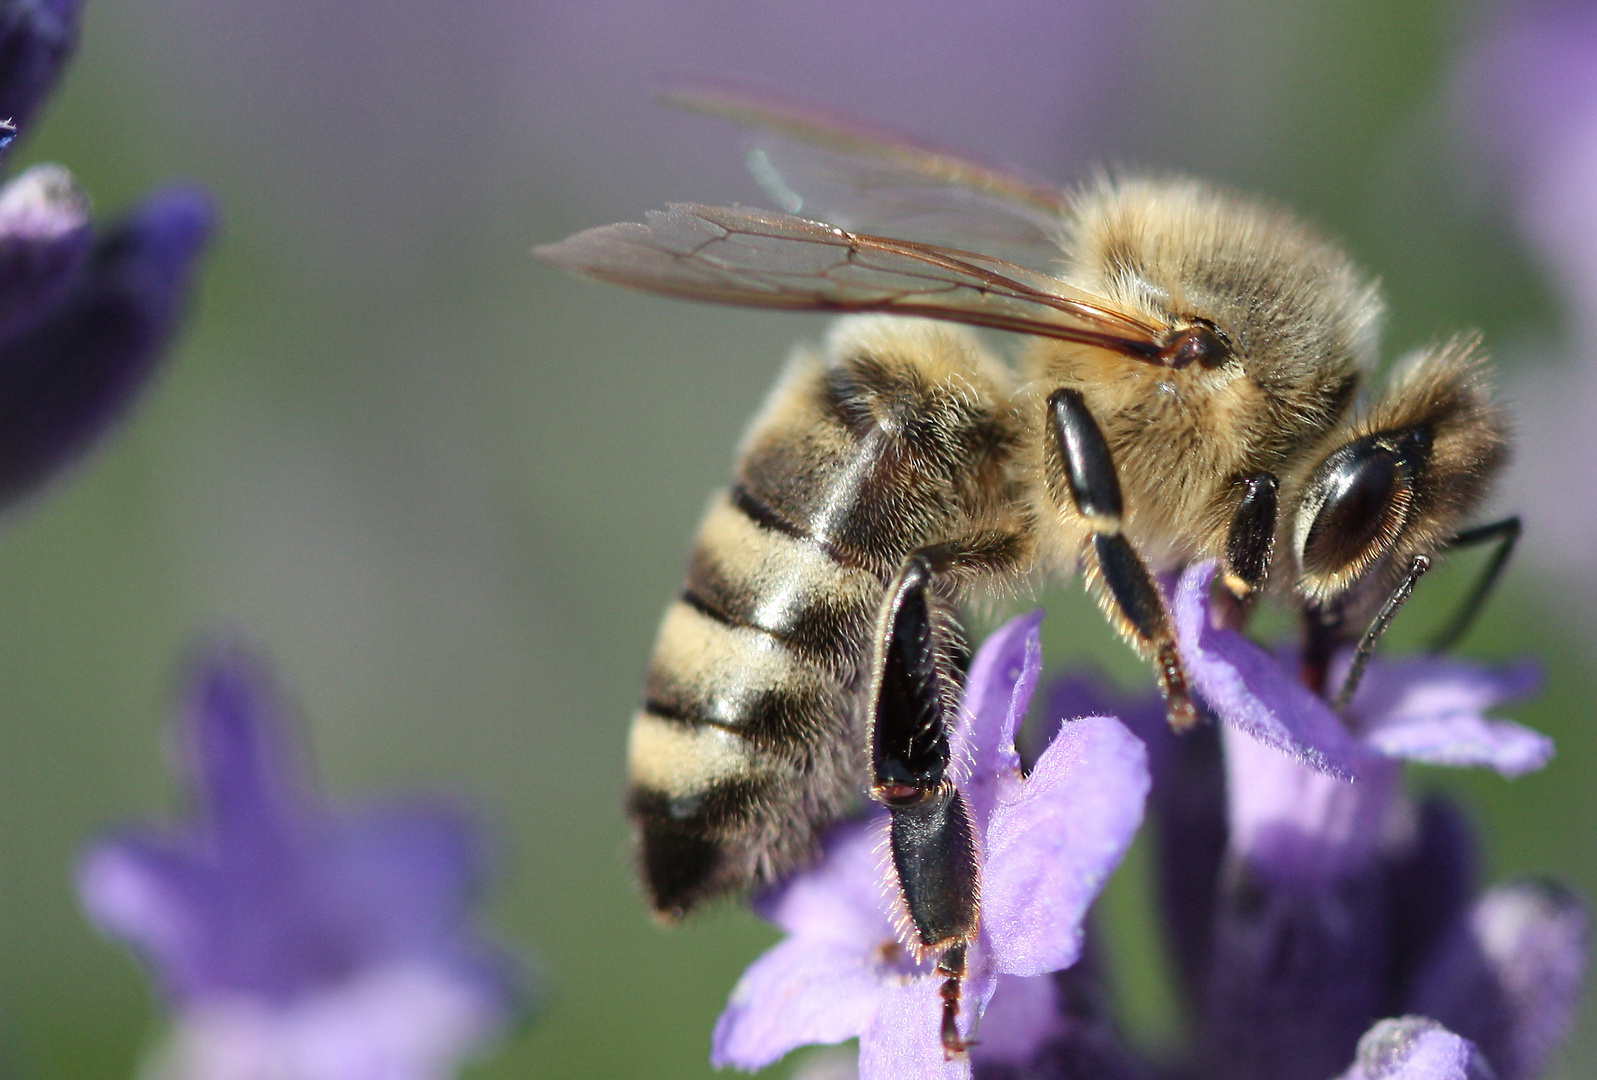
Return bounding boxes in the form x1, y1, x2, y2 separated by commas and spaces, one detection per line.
535, 204, 1165, 355
666, 85, 1068, 267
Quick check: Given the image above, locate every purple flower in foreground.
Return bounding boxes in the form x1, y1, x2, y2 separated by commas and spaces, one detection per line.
0, 0, 214, 513
78, 648, 522, 1080
705, 564, 1581, 1080
712, 611, 1150, 1080
1014, 561, 1580, 1080
1337, 1018, 1495, 1080
1156, 561, 1576, 1080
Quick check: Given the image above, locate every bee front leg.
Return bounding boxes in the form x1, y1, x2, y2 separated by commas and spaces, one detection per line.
1047, 388, 1197, 731
868, 550, 981, 1059
1222, 473, 1280, 602
1428, 515, 1521, 654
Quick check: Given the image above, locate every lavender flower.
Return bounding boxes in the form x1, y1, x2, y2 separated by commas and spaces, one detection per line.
0, 0, 78, 139
1154, 561, 1572, 1080
0, 0, 214, 513
1017, 561, 1578, 1080
726, 562, 1582, 1080
712, 611, 1151, 1080
77, 647, 523, 1080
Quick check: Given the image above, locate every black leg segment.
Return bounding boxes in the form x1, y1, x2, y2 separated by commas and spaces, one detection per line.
1223, 473, 1279, 600
867, 549, 983, 1057
1048, 389, 1196, 731
1333, 554, 1432, 712
869, 553, 953, 801
1429, 516, 1520, 655
1049, 389, 1123, 525
889, 786, 980, 961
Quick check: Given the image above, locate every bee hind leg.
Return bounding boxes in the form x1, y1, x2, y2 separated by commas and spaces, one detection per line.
868, 548, 990, 1057
1047, 388, 1197, 730
936, 942, 973, 1058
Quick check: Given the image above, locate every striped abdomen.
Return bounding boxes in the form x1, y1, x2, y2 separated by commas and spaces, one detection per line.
626, 316, 1025, 918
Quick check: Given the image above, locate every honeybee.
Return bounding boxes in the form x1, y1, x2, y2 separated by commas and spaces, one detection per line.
536, 91, 1513, 1055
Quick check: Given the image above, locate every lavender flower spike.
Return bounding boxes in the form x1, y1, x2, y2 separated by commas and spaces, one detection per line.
713, 612, 1149, 1080
0, 183, 215, 509
0, 0, 213, 513
78, 646, 523, 1080
1153, 560, 1566, 1080
0, 0, 80, 141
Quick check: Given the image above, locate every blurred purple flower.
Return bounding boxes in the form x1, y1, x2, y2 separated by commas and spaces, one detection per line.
0, 0, 215, 514
78, 647, 522, 1080
711, 611, 1150, 1080
1461, 0, 1597, 323
0, 179, 215, 508
1457, 1, 1597, 586
0, 0, 79, 141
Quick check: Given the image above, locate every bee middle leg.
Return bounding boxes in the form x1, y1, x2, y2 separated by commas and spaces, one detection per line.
1047, 388, 1196, 730
867, 544, 1010, 1058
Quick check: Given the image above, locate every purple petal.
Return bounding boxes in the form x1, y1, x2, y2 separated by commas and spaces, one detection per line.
1351, 658, 1550, 777
1406, 881, 1587, 1080
0, 164, 90, 341
1048, 674, 1227, 1006
1338, 1018, 1493, 1080
0, 184, 214, 508
0, 0, 80, 138
756, 816, 895, 945
1223, 723, 1401, 885
77, 833, 215, 1000
1171, 562, 1364, 780
181, 647, 309, 845
858, 972, 996, 1080
712, 936, 883, 1069
325, 802, 491, 958
144, 963, 513, 1080
968, 974, 1061, 1067
981, 717, 1148, 977
954, 610, 1043, 826
77, 643, 523, 1037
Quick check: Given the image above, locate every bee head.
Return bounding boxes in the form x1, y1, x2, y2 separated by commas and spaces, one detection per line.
1058, 175, 1384, 462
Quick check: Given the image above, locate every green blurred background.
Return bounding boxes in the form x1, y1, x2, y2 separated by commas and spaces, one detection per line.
0, 0, 1591, 1077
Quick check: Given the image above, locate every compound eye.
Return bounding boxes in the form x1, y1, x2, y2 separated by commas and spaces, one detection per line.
1298, 438, 1414, 581
1165, 321, 1230, 369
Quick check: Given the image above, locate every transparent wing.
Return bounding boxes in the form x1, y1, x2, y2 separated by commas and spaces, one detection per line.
535, 203, 1165, 357
665, 86, 1069, 267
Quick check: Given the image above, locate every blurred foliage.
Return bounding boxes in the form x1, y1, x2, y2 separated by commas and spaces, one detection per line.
0, 0, 1591, 1078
